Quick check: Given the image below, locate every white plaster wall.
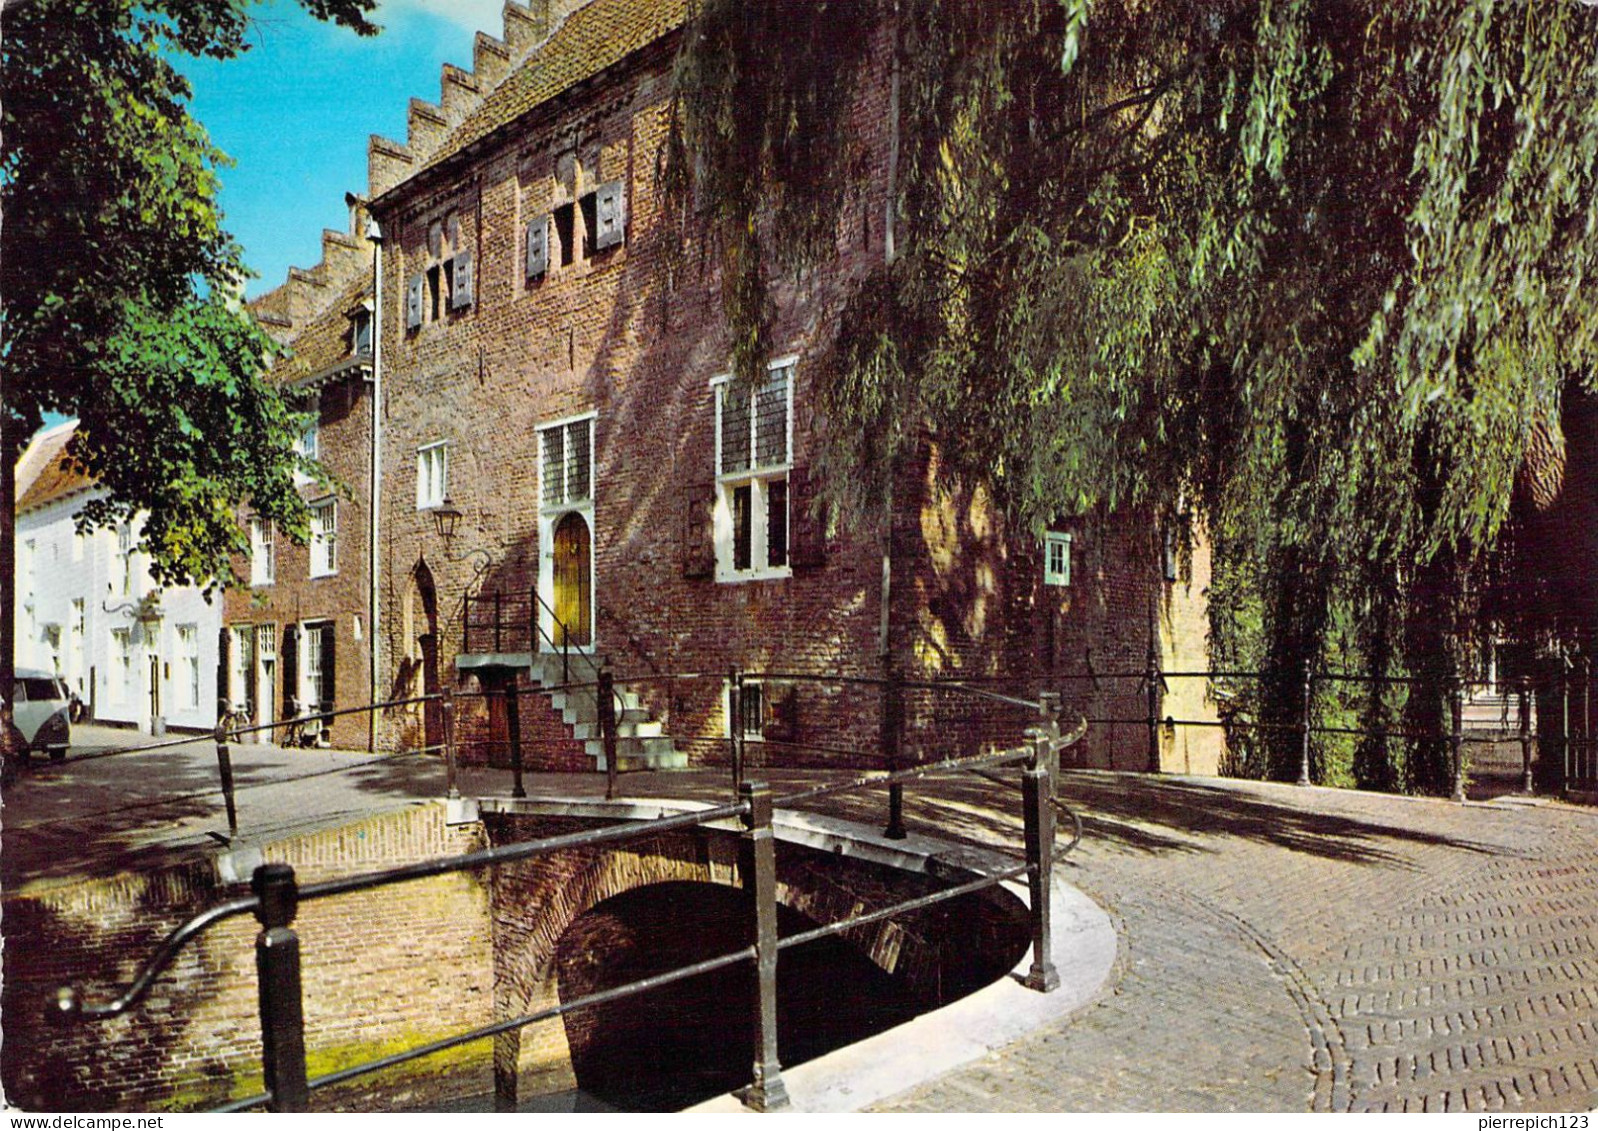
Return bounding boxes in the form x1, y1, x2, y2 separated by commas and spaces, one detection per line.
16, 489, 221, 733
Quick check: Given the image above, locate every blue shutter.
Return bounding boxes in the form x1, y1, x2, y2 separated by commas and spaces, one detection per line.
594, 180, 626, 250
526, 215, 548, 277
406, 274, 424, 329
452, 248, 474, 309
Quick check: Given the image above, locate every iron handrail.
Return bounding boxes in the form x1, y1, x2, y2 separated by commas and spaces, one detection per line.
54, 711, 1083, 1113
52, 798, 750, 1023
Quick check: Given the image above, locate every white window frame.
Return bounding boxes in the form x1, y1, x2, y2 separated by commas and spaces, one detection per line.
116, 526, 135, 597
69, 599, 86, 697
537, 413, 595, 512
111, 628, 133, 706
177, 623, 201, 711
1044, 532, 1073, 588
250, 518, 275, 586
712, 358, 795, 583
535, 413, 597, 651
416, 441, 448, 510
309, 499, 337, 577
294, 408, 320, 487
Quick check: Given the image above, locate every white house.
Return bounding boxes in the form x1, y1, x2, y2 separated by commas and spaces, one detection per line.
14, 421, 221, 734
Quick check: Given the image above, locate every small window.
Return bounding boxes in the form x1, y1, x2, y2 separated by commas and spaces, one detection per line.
310, 499, 337, 577
1044, 532, 1072, 587
250, 518, 275, 586
554, 202, 575, 267
177, 623, 201, 711
417, 442, 448, 510
579, 192, 598, 260
539, 417, 593, 510
714, 361, 793, 580
351, 309, 372, 355
295, 406, 320, 485
427, 264, 442, 322
732, 679, 765, 740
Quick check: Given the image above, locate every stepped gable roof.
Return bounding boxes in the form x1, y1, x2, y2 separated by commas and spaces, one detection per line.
16, 421, 91, 514
411, 0, 688, 183
273, 271, 374, 388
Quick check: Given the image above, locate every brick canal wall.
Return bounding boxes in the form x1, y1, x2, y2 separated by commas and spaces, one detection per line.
2, 806, 492, 1113
2, 803, 1027, 1112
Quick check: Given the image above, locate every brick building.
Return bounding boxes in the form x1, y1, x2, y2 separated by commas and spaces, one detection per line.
342, 0, 1220, 774
224, 205, 378, 750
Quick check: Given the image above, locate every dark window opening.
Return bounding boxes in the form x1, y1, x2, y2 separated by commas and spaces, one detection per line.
580, 192, 597, 260
732, 484, 752, 572
766, 479, 788, 568
740, 681, 764, 739
442, 258, 456, 311
427, 265, 441, 322
554, 203, 575, 267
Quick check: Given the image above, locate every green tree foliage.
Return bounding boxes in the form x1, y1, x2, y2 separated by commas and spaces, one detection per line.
1, 0, 379, 587
668, 0, 1598, 790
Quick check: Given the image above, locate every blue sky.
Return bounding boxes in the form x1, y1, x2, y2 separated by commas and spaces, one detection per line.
180, 0, 510, 298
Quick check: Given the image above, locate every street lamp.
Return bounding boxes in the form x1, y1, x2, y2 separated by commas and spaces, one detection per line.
431, 496, 463, 545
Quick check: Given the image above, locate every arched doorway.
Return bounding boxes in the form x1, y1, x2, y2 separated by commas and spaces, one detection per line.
410, 561, 442, 753
552, 512, 591, 647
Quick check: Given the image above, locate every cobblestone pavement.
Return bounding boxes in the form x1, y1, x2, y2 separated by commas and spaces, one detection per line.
875, 772, 1598, 1113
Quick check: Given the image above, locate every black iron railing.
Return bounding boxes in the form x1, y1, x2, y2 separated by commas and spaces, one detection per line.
53, 694, 1083, 1113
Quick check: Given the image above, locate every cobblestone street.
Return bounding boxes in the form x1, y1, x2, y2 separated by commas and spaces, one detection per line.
877, 772, 1598, 1113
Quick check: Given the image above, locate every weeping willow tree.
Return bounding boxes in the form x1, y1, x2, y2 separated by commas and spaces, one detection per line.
665, 0, 1598, 791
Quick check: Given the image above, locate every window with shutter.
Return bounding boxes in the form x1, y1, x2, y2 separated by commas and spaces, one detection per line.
318, 623, 336, 715
594, 180, 626, 250
281, 623, 299, 718
406, 275, 424, 330
452, 247, 474, 309
788, 465, 826, 568
682, 483, 716, 578
713, 360, 794, 581
526, 214, 549, 278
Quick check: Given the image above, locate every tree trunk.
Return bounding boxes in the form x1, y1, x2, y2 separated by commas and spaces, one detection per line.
2, 407, 22, 767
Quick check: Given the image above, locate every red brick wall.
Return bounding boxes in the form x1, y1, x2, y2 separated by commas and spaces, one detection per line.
362, 19, 1204, 773
2, 806, 490, 1112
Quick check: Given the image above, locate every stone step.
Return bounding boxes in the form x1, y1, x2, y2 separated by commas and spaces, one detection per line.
570, 717, 665, 742
531, 650, 686, 773
586, 735, 688, 772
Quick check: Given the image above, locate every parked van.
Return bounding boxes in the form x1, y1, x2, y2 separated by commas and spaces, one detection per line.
12, 668, 72, 761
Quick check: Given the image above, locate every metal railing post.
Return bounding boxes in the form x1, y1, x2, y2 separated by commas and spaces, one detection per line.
1450, 682, 1466, 803
730, 667, 743, 789
1021, 709, 1060, 993
1563, 661, 1572, 793
600, 668, 619, 801
1520, 677, 1534, 796
738, 781, 789, 1111
1145, 642, 1161, 774
507, 684, 526, 800
882, 664, 906, 840
252, 863, 309, 1112
214, 710, 238, 838
1297, 665, 1314, 787
442, 685, 459, 800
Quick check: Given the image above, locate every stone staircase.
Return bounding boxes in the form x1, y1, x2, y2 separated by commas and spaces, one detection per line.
530, 653, 688, 771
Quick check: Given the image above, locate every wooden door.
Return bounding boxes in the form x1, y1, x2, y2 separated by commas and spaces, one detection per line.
553, 512, 591, 647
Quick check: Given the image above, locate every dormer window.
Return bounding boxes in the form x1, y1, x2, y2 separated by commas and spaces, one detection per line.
350, 307, 372, 355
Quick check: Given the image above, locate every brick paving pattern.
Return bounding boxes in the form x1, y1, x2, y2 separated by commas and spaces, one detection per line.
876, 772, 1598, 1113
